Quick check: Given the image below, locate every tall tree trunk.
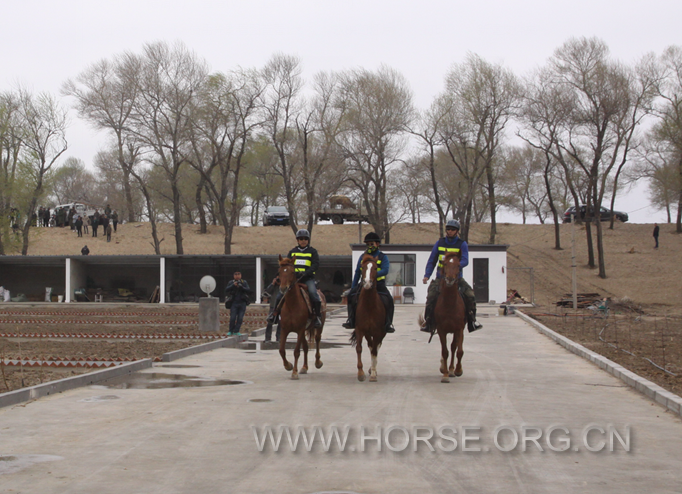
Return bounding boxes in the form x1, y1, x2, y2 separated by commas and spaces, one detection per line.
122, 168, 135, 223
486, 163, 497, 244
195, 174, 207, 234
595, 216, 607, 278
171, 181, 184, 254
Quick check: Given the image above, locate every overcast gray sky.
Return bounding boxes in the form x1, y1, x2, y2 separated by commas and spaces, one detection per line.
2, 0, 680, 223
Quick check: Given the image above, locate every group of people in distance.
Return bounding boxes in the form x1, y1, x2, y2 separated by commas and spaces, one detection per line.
227, 220, 483, 340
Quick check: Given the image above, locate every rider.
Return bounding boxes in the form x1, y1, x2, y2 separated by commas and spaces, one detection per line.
342, 232, 395, 333
420, 219, 482, 333
267, 229, 323, 328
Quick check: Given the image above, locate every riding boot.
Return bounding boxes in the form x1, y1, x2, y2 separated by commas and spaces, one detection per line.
420, 304, 434, 333
469, 307, 483, 332
313, 301, 322, 328
384, 294, 395, 333
342, 300, 356, 329
265, 321, 273, 341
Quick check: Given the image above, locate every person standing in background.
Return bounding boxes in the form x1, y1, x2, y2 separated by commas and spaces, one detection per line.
653, 223, 660, 249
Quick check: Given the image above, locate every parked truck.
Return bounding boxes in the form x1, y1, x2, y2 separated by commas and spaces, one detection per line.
316, 195, 369, 224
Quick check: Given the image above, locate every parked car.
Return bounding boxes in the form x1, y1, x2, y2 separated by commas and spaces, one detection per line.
562, 205, 629, 223
262, 206, 290, 226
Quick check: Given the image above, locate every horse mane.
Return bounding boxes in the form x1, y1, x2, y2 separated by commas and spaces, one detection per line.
279, 257, 295, 267
361, 253, 375, 264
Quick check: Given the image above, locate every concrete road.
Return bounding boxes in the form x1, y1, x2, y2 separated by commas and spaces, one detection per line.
1, 305, 681, 493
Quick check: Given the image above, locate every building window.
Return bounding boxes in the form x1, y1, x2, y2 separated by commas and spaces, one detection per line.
386, 254, 416, 286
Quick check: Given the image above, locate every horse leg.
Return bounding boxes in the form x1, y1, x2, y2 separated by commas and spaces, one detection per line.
438, 331, 450, 383
314, 327, 323, 369
449, 334, 457, 377
356, 333, 365, 382
454, 329, 464, 377
300, 331, 309, 375
291, 333, 302, 380
369, 343, 379, 382
279, 329, 293, 372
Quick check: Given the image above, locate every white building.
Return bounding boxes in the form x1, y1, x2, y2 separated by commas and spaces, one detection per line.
350, 243, 508, 305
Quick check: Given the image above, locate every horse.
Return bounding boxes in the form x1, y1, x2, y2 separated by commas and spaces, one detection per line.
434, 251, 467, 383
349, 254, 386, 382
277, 255, 325, 379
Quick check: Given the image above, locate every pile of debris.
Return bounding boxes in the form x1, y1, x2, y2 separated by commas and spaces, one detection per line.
506, 289, 531, 304
555, 292, 603, 308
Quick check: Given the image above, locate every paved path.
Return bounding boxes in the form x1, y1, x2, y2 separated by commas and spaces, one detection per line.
1, 306, 681, 493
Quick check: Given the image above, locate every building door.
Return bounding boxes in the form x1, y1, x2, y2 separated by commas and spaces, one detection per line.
473, 258, 489, 303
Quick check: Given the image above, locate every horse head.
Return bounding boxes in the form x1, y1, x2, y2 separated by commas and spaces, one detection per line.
442, 251, 461, 287
360, 254, 378, 290
278, 255, 297, 289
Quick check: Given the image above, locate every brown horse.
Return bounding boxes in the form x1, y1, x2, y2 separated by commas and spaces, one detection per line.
350, 254, 386, 382
434, 251, 467, 383
277, 255, 325, 379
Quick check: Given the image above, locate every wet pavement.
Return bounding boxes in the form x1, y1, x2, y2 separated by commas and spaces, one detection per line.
0, 305, 681, 493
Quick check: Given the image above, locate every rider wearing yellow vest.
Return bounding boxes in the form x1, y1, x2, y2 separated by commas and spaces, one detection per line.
420, 219, 482, 333
268, 229, 323, 328
342, 232, 395, 333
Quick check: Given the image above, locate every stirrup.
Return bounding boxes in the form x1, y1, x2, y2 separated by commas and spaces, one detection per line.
314, 316, 322, 328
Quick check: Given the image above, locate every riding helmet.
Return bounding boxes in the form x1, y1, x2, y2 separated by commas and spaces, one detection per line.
295, 229, 310, 239
363, 232, 381, 244
446, 219, 461, 230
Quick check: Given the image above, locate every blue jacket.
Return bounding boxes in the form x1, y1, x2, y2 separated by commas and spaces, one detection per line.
351, 249, 390, 289
424, 236, 468, 279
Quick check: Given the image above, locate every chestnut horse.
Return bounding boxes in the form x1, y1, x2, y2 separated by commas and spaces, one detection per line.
349, 254, 386, 382
277, 255, 325, 379
435, 251, 467, 383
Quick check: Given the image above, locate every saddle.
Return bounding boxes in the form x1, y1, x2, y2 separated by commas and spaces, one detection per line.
297, 283, 326, 317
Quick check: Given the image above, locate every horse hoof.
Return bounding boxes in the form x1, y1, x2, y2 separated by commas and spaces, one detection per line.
315, 361, 323, 369
369, 375, 377, 382
449, 371, 455, 377
300, 367, 308, 375
284, 363, 293, 371
440, 366, 447, 375
291, 373, 299, 380
358, 374, 365, 382
455, 370, 463, 377
441, 377, 450, 383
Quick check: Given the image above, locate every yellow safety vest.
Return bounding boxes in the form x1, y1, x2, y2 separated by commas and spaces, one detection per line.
437, 246, 461, 269
291, 252, 313, 274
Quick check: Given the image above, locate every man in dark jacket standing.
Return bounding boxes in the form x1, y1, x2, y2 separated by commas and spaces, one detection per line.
653, 223, 660, 249
225, 271, 252, 336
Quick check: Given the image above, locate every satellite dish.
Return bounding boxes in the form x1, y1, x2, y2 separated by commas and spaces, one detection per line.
200, 275, 217, 297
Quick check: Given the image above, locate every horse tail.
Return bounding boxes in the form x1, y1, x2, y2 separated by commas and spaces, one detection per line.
306, 324, 315, 345
349, 330, 357, 346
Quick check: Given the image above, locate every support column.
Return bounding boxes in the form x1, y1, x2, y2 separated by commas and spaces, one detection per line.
65, 258, 71, 303
160, 257, 166, 304
256, 257, 262, 303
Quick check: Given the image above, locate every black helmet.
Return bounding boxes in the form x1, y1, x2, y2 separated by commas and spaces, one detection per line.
446, 219, 461, 230
295, 229, 310, 239
363, 232, 381, 243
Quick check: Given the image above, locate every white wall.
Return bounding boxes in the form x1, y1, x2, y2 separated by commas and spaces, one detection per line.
352, 244, 507, 305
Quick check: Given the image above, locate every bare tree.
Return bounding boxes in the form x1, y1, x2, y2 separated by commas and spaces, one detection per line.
49, 157, 98, 204
128, 41, 208, 254
438, 54, 520, 243
259, 54, 305, 235
334, 66, 413, 243
0, 92, 23, 255
63, 53, 141, 223
17, 89, 68, 254
185, 69, 263, 253
651, 45, 682, 232
544, 37, 653, 277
